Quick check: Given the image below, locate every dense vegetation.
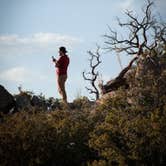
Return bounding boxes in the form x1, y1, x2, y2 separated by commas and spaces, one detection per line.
1, 1, 166, 165
0, 47, 166, 165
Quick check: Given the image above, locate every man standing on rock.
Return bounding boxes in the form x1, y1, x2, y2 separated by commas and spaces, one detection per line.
52, 46, 70, 105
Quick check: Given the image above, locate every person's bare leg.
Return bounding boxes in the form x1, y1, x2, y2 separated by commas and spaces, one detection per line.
61, 75, 68, 104
57, 75, 68, 104
57, 76, 63, 96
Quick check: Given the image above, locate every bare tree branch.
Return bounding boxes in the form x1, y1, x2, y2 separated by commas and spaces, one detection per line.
100, 56, 138, 94
104, 0, 165, 57
82, 46, 102, 100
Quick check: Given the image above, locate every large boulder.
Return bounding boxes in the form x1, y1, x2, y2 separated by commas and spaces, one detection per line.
0, 85, 17, 114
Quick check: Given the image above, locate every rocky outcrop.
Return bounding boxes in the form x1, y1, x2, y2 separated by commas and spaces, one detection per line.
14, 93, 62, 111
0, 85, 17, 114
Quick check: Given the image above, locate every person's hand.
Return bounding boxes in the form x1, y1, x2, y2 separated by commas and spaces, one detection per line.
52, 56, 56, 62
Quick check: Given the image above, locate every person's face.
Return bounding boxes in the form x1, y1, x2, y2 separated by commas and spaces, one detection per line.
59, 50, 63, 56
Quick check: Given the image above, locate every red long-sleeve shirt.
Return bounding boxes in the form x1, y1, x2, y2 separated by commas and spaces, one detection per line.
56, 55, 69, 75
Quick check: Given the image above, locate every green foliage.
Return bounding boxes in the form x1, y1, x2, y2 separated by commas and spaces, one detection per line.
1, 48, 166, 165
1, 50, 166, 165
89, 91, 166, 165
72, 96, 94, 110
88, 50, 166, 165
0, 109, 97, 166
1, 40, 166, 166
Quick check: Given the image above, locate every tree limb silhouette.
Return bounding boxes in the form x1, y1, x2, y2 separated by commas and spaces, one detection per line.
83, 46, 102, 100
104, 0, 165, 57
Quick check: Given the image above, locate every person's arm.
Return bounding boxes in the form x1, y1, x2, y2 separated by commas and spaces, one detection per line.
52, 56, 61, 67
55, 56, 63, 67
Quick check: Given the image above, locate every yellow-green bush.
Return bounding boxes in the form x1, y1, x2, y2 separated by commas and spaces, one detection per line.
88, 55, 166, 165
1, 48, 166, 166
0, 109, 98, 166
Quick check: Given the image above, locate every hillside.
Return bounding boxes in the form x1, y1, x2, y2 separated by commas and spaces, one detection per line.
0, 46, 166, 165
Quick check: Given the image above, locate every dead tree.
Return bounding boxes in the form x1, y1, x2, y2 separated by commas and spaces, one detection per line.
83, 47, 101, 100
99, 57, 138, 94
100, 0, 166, 94
104, 0, 166, 57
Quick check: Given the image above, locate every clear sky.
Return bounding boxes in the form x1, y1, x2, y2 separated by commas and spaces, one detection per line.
0, 0, 165, 101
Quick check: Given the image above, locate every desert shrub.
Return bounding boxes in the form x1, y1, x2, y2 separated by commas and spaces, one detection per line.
87, 160, 108, 166
1, 69, 166, 166
88, 62, 166, 165
0, 109, 97, 166
72, 96, 94, 110
89, 99, 166, 165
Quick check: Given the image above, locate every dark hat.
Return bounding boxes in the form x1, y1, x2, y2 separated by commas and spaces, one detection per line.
59, 46, 67, 53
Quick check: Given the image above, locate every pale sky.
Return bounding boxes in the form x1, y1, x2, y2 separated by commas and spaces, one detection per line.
0, 0, 165, 101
